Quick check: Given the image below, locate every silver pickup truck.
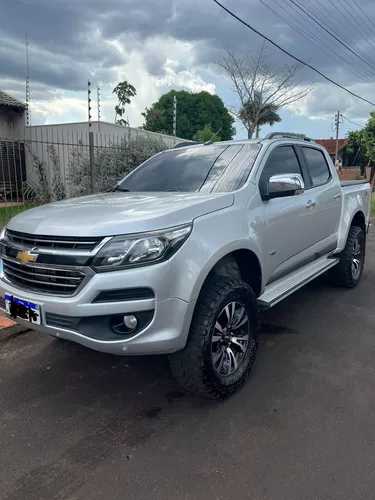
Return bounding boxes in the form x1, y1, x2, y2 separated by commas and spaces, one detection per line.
0, 133, 371, 398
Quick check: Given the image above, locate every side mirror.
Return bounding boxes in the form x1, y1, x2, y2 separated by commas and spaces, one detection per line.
264, 173, 305, 200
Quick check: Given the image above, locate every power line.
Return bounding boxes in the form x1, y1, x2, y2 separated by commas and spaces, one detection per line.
336, 0, 375, 44
295, 0, 375, 70
259, 0, 375, 88
311, 0, 375, 66
327, 0, 375, 53
212, 0, 375, 107
288, 0, 375, 74
351, 0, 375, 34
342, 115, 364, 128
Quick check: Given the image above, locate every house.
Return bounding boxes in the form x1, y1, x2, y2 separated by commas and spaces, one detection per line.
315, 138, 348, 165
0, 90, 27, 198
0, 89, 26, 138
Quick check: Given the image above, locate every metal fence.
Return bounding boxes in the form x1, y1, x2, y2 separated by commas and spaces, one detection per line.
0, 124, 181, 228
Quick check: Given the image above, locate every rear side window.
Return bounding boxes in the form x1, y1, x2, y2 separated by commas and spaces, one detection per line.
260, 146, 302, 193
303, 147, 331, 187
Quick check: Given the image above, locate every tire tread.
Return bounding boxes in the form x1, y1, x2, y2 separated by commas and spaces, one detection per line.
169, 276, 260, 399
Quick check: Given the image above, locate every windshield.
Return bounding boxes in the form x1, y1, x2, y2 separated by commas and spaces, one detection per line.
116, 143, 262, 193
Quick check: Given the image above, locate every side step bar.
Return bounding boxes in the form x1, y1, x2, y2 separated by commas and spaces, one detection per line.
258, 256, 339, 309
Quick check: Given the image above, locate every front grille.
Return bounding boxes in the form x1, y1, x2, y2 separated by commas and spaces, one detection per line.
6, 229, 102, 251
2, 258, 86, 296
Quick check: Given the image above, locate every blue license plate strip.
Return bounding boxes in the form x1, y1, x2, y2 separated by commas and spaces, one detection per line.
4, 294, 41, 325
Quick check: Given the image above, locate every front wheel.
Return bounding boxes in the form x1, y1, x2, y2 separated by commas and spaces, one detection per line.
329, 225, 366, 288
169, 276, 260, 399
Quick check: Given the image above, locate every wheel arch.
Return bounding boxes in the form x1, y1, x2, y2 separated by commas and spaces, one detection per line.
351, 210, 366, 233
337, 208, 367, 253
191, 248, 263, 303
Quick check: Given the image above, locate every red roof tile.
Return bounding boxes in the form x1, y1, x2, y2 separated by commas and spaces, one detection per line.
315, 139, 348, 155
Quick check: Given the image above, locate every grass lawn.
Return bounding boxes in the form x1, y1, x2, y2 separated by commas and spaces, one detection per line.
0, 203, 37, 228
372, 193, 375, 217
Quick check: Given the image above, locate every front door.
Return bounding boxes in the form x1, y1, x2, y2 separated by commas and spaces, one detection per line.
259, 144, 321, 284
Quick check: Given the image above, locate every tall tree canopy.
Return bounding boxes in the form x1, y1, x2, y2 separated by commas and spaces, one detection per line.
142, 90, 236, 140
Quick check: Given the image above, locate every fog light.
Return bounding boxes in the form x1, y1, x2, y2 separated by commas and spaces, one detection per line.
123, 314, 138, 330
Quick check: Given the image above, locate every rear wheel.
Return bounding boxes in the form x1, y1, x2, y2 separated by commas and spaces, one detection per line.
169, 276, 260, 399
329, 225, 366, 288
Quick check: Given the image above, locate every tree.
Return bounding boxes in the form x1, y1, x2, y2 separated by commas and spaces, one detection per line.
239, 91, 281, 139
193, 124, 221, 143
113, 81, 137, 125
346, 130, 366, 172
218, 43, 314, 139
361, 112, 375, 164
142, 90, 235, 140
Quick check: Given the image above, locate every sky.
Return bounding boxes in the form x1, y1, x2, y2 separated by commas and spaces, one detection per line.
1, 0, 375, 140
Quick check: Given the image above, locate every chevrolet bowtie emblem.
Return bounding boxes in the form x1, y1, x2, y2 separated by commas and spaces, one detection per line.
16, 251, 37, 265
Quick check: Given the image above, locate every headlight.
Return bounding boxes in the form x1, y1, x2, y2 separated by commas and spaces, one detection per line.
0, 228, 6, 240
92, 224, 192, 271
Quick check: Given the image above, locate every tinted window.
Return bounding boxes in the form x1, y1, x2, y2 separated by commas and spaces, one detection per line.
260, 146, 302, 193
117, 145, 226, 192
116, 143, 261, 193
303, 147, 330, 186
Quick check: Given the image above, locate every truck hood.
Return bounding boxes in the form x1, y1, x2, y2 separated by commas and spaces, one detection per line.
8, 192, 234, 237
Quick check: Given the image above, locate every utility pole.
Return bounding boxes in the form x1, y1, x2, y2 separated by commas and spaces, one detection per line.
87, 80, 92, 128
87, 80, 94, 193
25, 28, 30, 126
97, 86, 101, 132
335, 110, 342, 163
173, 95, 177, 136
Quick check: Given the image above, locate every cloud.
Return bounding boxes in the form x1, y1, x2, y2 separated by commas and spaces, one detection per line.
287, 83, 373, 123
1, 0, 375, 130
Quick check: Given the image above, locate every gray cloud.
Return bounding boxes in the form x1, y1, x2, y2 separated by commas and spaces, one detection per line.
1, 0, 375, 117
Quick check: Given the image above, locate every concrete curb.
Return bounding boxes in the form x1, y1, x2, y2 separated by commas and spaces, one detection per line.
0, 322, 29, 342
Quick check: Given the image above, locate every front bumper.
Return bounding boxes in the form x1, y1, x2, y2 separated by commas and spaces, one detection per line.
0, 266, 196, 355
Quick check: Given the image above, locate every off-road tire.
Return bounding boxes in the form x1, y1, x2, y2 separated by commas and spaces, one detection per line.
329, 225, 365, 288
169, 276, 260, 399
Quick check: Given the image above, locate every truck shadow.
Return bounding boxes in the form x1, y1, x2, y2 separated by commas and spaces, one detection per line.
8, 275, 334, 413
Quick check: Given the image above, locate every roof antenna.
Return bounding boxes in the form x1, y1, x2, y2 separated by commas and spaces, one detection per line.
25, 28, 31, 126
204, 126, 222, 145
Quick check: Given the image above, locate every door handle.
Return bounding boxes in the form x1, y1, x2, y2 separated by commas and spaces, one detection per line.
334, 193, 342, 200
306, 200, 316, 208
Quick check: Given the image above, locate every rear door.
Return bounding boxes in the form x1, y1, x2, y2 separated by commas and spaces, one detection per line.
299, 146, 342, 253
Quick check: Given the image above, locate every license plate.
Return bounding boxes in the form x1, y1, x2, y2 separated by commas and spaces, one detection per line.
5, 294, 41, 325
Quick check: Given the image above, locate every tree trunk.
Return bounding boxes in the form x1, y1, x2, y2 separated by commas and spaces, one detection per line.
255, 124, 260, 139
247, 128, 254, 139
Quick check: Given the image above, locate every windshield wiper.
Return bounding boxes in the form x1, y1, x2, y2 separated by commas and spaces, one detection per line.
166, 188, 180, 192
114, 187, 132, 192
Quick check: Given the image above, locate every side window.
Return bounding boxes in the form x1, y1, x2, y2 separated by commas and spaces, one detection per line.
260, 146, 302, 194
303, 147, 331, 187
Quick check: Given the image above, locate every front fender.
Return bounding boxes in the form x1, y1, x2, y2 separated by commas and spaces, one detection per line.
169, 206, 264, 303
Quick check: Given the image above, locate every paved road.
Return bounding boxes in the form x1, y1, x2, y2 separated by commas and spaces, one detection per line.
1, 233, 375, 500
